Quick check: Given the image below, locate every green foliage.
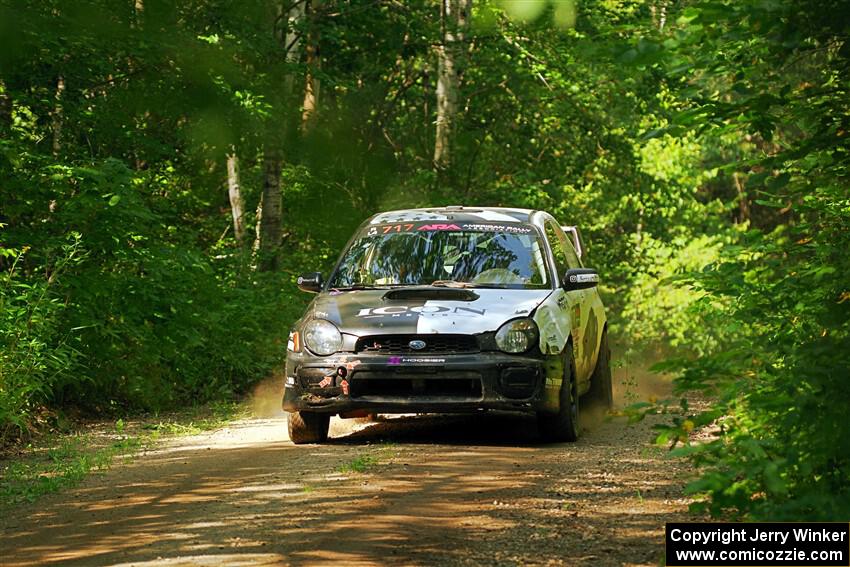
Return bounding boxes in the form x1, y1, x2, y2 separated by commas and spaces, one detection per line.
1, 0, 846, 523
0, 401, 243, 507
1, 435, 115, 506
619, 233, 726, 357
0, 235, 82, 441
623, 0, 850, 520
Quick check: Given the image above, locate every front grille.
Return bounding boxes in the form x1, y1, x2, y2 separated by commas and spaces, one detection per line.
355, 334, 479, 355
350, 372, 483, 399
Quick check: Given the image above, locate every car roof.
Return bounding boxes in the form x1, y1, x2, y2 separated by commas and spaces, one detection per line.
367, 206, 538, 225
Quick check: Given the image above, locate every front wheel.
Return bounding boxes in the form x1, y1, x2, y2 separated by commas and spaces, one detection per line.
288, 411, 330, 444
537, 343, 579, 442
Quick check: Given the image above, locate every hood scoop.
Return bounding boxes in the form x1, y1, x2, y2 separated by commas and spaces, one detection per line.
383, 287, 480, 302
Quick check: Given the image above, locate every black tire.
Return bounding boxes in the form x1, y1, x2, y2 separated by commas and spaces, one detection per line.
537, 343, 579, 442
288, 411, 330, 444
585, 330, 614, 410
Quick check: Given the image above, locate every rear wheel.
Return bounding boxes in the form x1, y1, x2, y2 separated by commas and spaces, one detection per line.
288, 411, 330, 444
538, 343, 579, 442
585, 330, 613, 410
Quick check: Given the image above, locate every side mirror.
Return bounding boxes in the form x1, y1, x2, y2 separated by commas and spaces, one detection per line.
562, 268, 599, 291
297, 272, 324, 293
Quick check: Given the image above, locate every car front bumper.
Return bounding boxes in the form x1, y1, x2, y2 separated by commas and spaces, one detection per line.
282, 350, 559, 415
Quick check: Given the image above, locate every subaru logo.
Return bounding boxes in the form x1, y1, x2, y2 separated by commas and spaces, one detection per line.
408, 340, 427, 350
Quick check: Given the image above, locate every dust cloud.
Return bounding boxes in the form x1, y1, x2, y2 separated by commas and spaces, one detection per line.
581, 346, 675, 432
612, 350, 675, 406
249, 373, 287, 418
247, 373, 369, 439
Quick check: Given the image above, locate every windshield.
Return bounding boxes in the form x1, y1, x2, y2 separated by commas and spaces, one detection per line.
329, 221, 550, 289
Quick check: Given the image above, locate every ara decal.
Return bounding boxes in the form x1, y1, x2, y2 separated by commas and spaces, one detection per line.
417, 223, 461, 231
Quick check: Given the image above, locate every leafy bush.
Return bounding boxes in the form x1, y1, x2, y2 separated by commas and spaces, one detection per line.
630, 0, 850, 520
0, 236, 81, 441
656, 209, 850, 519
0, 156, 307, 434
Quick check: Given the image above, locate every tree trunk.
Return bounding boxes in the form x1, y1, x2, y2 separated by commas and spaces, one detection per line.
258, 152, 283, 271
133, 0, 144, 26
253, 194, 263, 253
650, 0, 668, 31
433, 0, 470, 171
733, 172, 750, 223
0, 80, 10, 128
226, 151, 246, 245
255, 0, 306, 271
283, 0, 305, 94
301, 0, 320, 132
51, 75, 65, 155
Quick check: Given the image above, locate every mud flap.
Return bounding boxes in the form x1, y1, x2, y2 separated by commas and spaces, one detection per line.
540, 355, 564, 413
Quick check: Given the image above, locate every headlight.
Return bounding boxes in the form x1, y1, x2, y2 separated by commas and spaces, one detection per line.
303, 319, 342, 356
495, 318, 538, 353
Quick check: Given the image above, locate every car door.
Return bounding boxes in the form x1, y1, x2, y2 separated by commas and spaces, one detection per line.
544, 221, 597, 387
560, 233, 599, 385
543, 221, 584, 370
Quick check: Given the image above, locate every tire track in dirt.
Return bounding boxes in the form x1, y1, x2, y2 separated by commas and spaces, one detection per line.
1, 407, 694, 566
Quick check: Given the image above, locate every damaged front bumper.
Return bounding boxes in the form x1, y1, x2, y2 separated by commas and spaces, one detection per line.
282, 350, 558, 415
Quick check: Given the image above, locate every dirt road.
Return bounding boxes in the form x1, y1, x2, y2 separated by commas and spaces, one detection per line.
1, 394, 694, 567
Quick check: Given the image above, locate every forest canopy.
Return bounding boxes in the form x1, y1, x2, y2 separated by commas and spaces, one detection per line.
0, 0, 848, 520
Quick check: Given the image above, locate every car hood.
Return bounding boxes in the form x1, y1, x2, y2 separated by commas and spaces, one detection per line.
307, 287, 554, 336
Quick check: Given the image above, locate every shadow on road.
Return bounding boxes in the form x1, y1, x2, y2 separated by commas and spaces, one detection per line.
329, 412, 541, 446
1, 412, 691, 567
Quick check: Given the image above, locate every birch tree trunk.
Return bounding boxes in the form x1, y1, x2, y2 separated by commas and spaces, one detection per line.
257, 0, 305, 271
258, 152, 283, 271
283, 0, 305, 94
226, 151, 246, 245
133, 0, 144, 26
650, 0, 668, 31
0, 80, 10, 128
253, 195, 263, 253
433, 0, 470, 171
301, 0, 320, 132
51, 75, 65, 155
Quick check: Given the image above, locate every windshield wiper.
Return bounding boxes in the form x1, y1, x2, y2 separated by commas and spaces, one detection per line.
430, 280, 511, 289
430, 280, 476, 288
332, 283, 409, 291
334, 281, 509, 291
331, 284, 389, 290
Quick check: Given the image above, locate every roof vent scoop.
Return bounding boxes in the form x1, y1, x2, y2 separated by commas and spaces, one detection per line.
382, 287, 479, 302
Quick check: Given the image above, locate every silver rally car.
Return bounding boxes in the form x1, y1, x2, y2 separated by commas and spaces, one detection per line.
283, 206, 612, 443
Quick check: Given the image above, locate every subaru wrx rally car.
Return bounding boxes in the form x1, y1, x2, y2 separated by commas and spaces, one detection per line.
283, 207, 612, 443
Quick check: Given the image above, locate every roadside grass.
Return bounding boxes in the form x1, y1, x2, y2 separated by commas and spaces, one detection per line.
339, 454, 379, 474
0, 400, 246, 509
337, 442, 398, 475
